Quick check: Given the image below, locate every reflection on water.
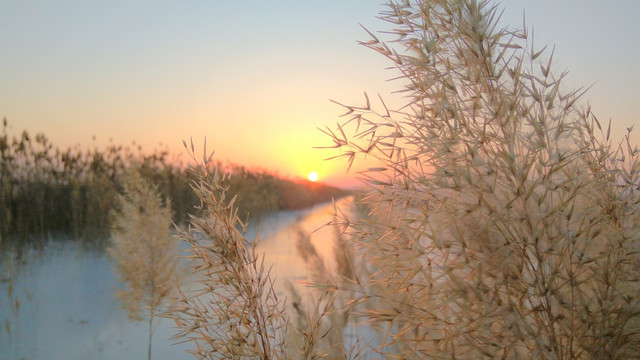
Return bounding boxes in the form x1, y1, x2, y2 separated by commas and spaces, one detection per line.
0, 198, 357, 359
243, 201, 328, 242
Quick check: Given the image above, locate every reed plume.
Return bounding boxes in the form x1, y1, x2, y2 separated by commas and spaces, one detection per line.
108, 167, 179, 360
168, 143, 289, 359
324, 0, 640, 358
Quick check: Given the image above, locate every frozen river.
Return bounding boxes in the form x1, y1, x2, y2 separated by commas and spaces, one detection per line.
0, 197, 357, 360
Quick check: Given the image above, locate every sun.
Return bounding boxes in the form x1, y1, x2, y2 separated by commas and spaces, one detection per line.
308, 171, 319, 182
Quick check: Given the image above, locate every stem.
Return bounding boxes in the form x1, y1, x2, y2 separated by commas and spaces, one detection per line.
148, 307, 154, 360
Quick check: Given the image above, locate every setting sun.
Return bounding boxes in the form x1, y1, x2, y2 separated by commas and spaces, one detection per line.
308, 171, 319, 182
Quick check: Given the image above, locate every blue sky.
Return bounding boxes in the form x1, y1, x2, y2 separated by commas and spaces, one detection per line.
1, 1, 639, 185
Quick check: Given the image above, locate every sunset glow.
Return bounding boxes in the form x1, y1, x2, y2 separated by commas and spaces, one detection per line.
0, 2, 638, 189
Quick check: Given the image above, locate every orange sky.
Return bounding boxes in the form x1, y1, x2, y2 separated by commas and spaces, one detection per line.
2, 1, 639, 188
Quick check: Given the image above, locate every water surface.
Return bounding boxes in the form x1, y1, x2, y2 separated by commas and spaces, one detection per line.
0, 199, 354, 359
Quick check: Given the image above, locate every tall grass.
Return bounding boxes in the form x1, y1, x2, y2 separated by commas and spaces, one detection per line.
0, 118, 192, 242
290, 225, 353, 358
108, 168, 180, 360
323, 0, 640, 358
0, 120, 347, 245
169, 146, 289, 359
166, 144, 359, 359
7, 1, 637, 358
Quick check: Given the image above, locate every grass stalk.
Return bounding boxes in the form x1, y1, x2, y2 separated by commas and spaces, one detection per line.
108, 167, 179, 360
323, 0, 640, 358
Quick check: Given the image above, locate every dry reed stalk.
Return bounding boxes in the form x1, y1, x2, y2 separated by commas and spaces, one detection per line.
323, 0, 640, 358
108, 167, 179, 360
290, 227, 348, 359
168, 143, 289, 359
168, 145, 361, 359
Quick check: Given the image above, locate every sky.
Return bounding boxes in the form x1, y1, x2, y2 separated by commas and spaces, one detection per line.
1, 1, 639, 188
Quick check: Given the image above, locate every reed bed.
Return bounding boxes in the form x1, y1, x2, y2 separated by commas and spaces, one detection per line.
132, 0, 640, 357
0, 120, 347, 245
5, 1, 638, 358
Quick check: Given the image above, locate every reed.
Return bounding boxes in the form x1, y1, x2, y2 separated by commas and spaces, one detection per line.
168, 145, 289, 359
324, 0, 640, 358
291, 227, 350, 358
0, 119, 346, 245
108, 167, 179, 360
166, 142, 355, 359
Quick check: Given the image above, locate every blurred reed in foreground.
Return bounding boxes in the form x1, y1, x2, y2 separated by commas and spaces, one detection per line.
108, 168, 180, 360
